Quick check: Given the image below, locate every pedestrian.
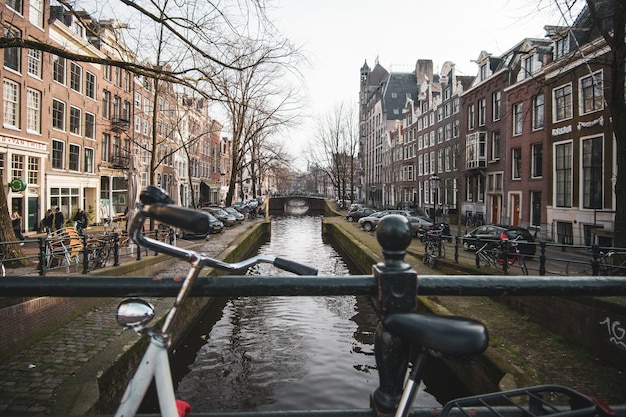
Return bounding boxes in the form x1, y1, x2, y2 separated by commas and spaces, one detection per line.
73, 209, 88, 235
43, 209, 54, 234
11, 211, 25, 244
54, 207, 65, 231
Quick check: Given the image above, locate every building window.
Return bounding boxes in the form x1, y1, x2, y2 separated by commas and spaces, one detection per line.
69, 106, 81, 135
113, 95, 121, 120
555, 37, 569, 58
478, 99, 486, 126
52, 140, 65, 169
523, 56, 534, 77
479, 63, 487, 81
467, 104, 475, 130
85, 71, 96, 99
28, 157, 38, 184
582, 136, 603, 210
102, 90, 111, 119
531, 143, 543, 178
453, 97, 459, 114
580, 70, 604, 114
512, 102, 523, 136
11, 154, 23, 179
85, 112, 95, 139
553, 83, 573, 122
69, 144, 80, 171
102, 65, 111, 81
52, 99, 65, 131
26, 88, 41, 134
3, 26, 21, 73
70, 63, 82, 93
532, 94, 544, 130
84, 148, 94, 173
491, 131, 500, 161
135, 92, 141, 109
29, 0, 43, 27
465, 132, 487, 169
6, 0, 23, 13
531, 192, 541, 227
53, 55, 65, 84
555, 142, 572, 208
27, 49, 42, 78
492, 91, 501, 121
3, 79, 20, 129
102, 133, 110, 162
512, 148, 521, 179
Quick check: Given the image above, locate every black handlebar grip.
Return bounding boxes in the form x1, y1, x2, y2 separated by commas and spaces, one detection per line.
273, 257, 318, 276
146, 203, 210, 234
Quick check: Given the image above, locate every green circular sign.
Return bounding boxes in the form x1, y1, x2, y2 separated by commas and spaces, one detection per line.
9, 178, 27, 192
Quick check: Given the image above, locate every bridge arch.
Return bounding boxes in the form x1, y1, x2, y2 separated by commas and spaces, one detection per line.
266, 196, 331, 215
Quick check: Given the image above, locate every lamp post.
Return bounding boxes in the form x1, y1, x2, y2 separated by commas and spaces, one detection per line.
429, 174, 440, 223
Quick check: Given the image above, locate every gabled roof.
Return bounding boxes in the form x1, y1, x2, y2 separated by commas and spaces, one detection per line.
383, 72, 418, 121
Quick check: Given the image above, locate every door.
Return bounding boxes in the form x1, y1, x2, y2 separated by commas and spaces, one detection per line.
511, 194, 520, 226
27, 197, 38, 232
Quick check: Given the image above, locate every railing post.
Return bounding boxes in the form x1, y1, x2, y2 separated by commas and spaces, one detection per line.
113, 233, 120, 266
591, 244, 600, 275
501, 240, 509, 275
82, 234, 89, 274
38, 237, 47, 276
539, 241, 546, 276
454, 236, 459, 263
371, 215, 417, 417
475, 237, 481, 269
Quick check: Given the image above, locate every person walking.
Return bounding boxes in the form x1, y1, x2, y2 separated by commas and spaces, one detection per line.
54, 207, 65, 231
11, 211, 25, 244
73, 209, 88, 235
42, 209, 54, 234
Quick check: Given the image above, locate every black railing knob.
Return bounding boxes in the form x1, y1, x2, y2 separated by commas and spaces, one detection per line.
376, 214, 411, 269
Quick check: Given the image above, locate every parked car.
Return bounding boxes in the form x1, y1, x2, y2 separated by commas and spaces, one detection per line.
346, 207, 376, 222
180, 211, 223, 238
203, 207, 237, 227
223, 206, 245, 222
358, 210, 414, 232
348, 203, 363, 212
462, 224, 536, 256
406, 216, 434, 238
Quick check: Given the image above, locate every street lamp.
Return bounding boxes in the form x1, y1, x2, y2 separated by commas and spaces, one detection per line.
429, 174, 440, 223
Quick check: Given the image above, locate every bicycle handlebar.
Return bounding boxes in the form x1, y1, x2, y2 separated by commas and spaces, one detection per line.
129, 186, 318, 276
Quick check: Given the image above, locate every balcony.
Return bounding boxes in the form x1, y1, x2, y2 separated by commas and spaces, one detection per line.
111, 154, 130, 169
111, 117, 130, 132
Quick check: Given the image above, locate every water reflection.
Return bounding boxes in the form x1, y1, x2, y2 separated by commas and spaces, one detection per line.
174, 215, 439, 412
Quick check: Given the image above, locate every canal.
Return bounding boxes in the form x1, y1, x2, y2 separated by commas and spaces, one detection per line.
146, 215, 463, 413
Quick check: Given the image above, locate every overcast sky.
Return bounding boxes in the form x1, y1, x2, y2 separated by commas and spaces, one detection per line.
268, 0, 584, 169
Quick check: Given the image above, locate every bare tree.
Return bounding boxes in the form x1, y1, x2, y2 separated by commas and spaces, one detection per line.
308, 101, 360, 203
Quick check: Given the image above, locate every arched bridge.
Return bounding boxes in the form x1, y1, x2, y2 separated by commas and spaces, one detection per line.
266, 196, 331, 215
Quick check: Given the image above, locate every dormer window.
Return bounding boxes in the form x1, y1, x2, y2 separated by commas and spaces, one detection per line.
72, 19, 85, 38
524, 56, 534, 77
480, 63, 488, 81
555, 37, 569, 58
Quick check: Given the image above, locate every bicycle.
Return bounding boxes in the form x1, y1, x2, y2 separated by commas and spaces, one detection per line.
114, 186, 318, 417
86, 236, 113, 270
566, 250, 626, 276
476, 236, 528, 275
384, 312, 606, 417
423, 231, 446, 268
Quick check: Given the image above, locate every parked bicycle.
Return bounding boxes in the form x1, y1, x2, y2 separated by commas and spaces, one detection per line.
475, 234, 528, 275
566, 249, 626, 276
423, 230, 446, 268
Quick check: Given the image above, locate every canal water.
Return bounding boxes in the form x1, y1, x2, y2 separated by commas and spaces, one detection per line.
160, 215, 458, 413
